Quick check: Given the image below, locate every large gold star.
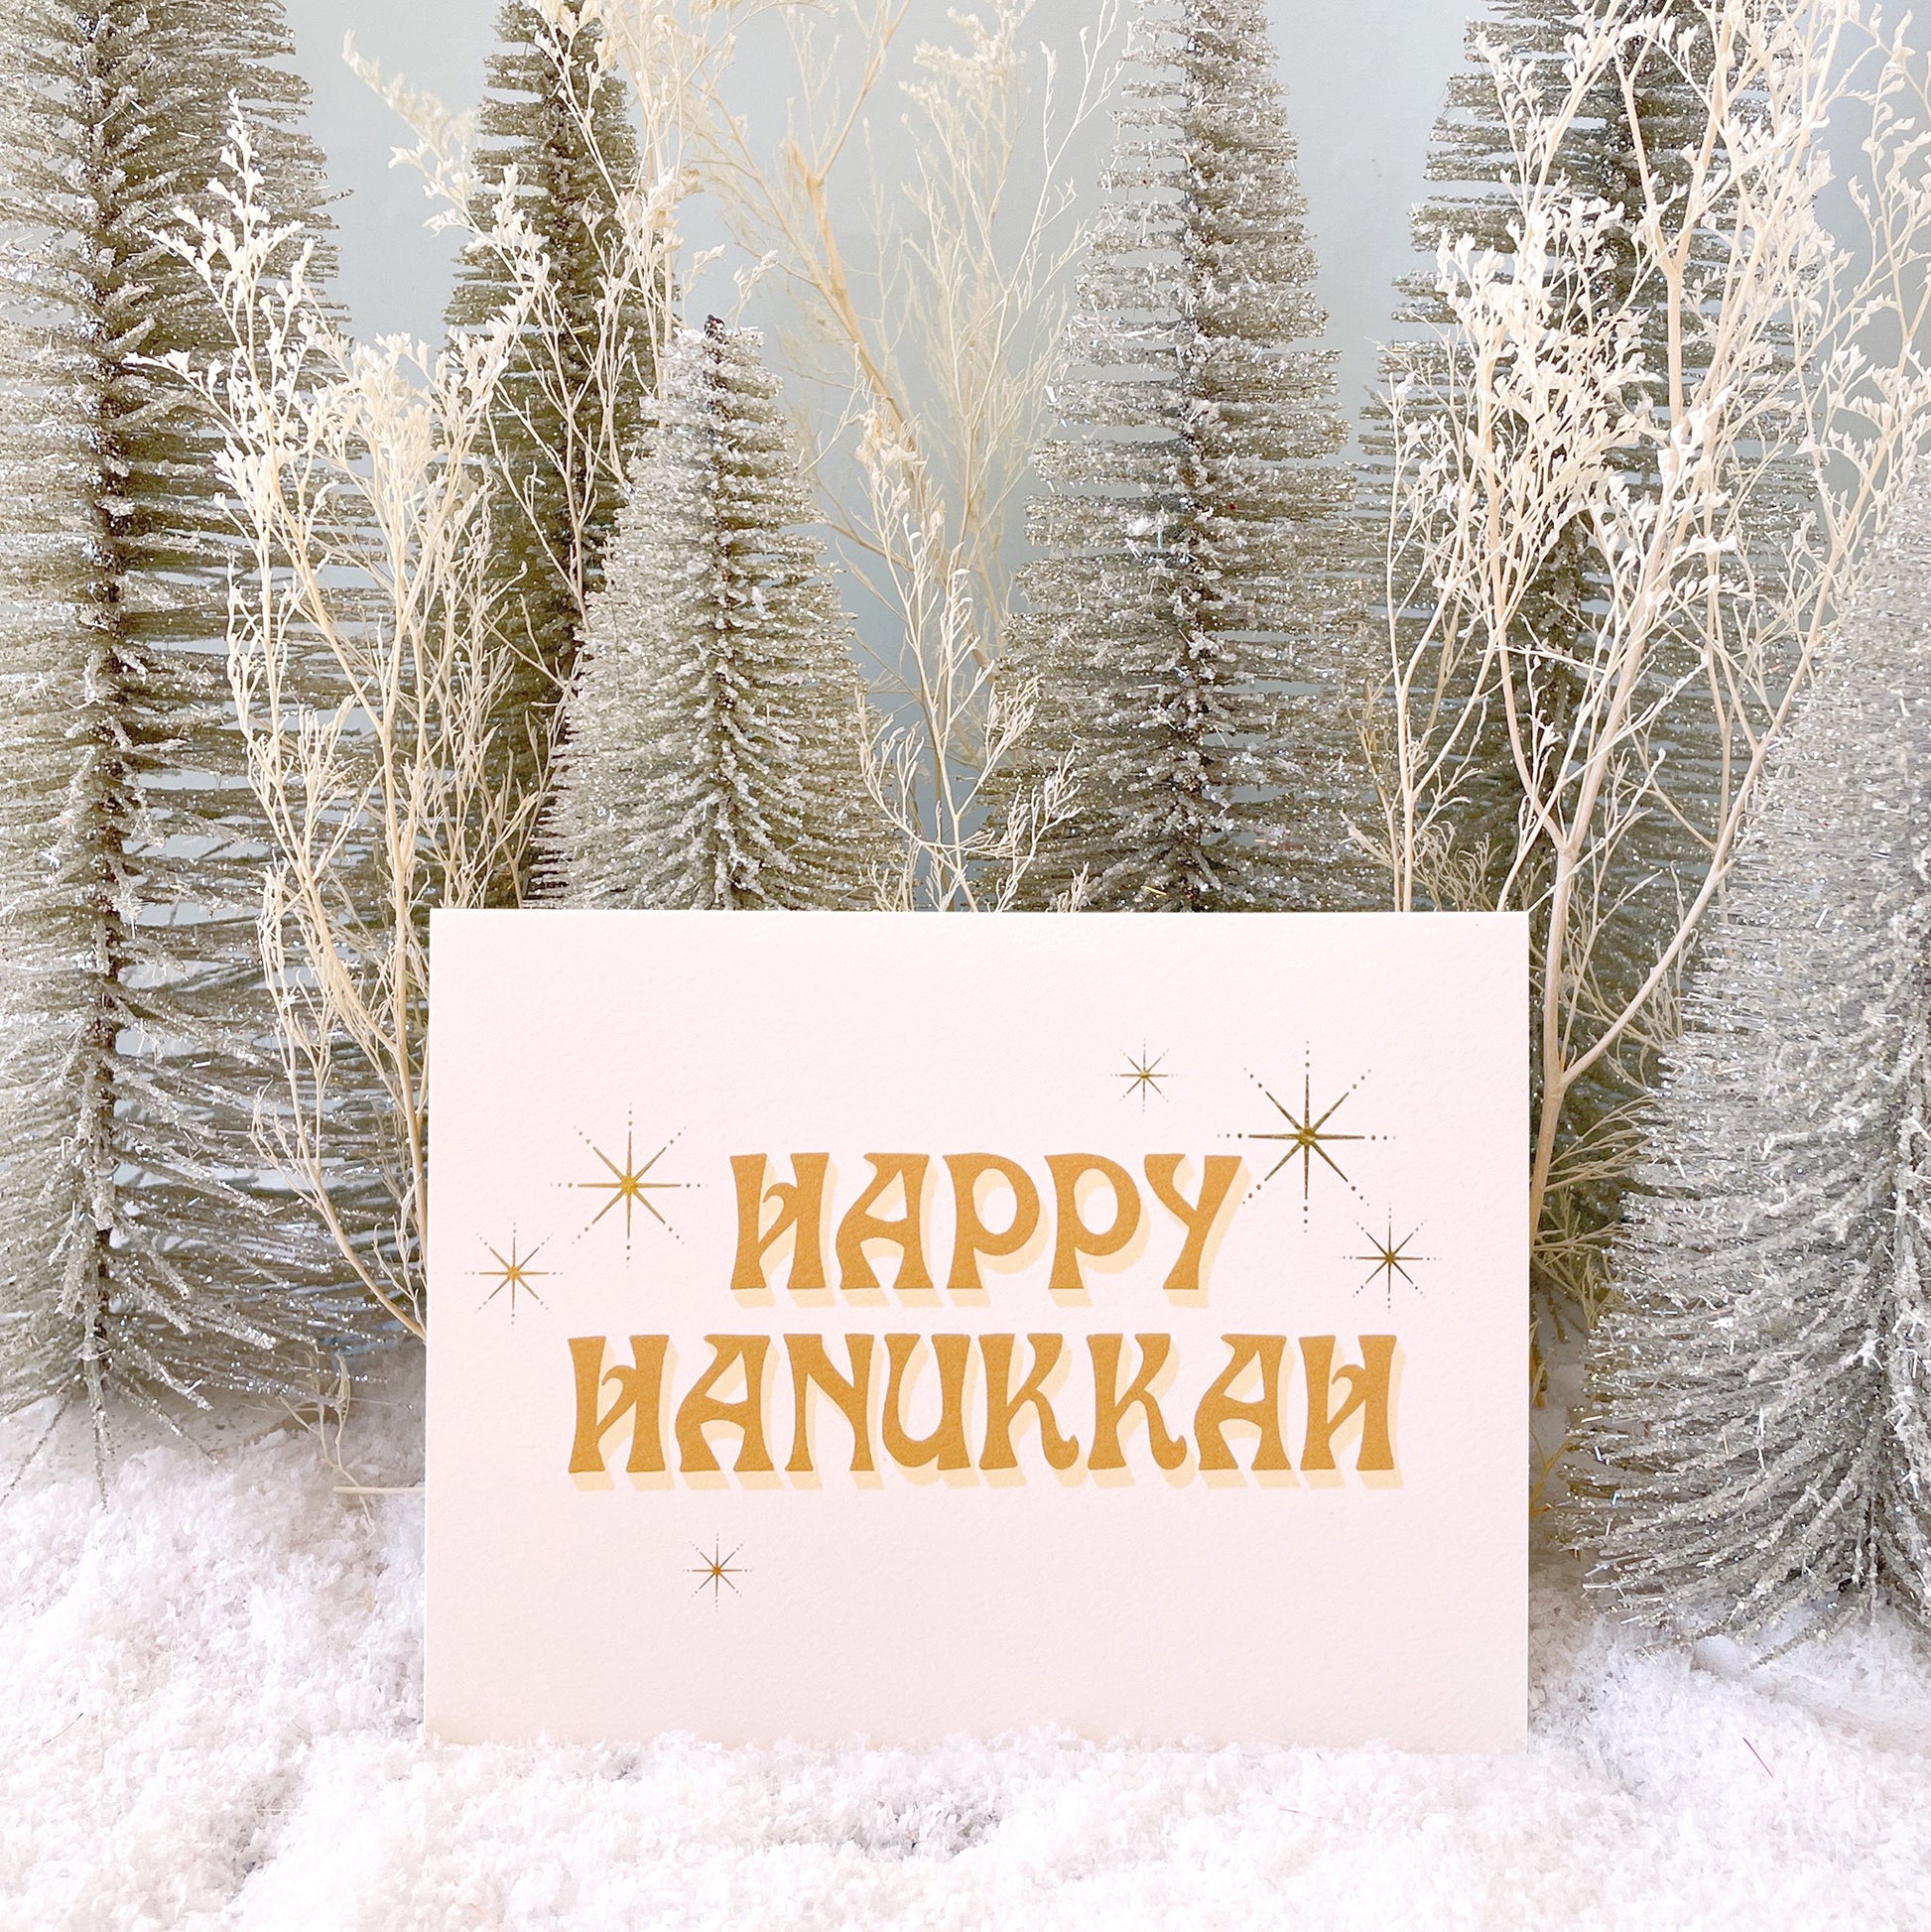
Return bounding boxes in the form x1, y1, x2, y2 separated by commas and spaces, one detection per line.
1116, 1042, 1171, 1110
1240, 1057, 1371, 1223
1352, 1214, 1429, 1307
575, 1114, 684, 1260
474, 1229, 550, 1316
687, 1538, 747, 1610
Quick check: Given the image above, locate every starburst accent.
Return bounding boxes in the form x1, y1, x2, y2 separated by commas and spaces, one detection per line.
1116, 1042, 1171, 1110
473, 1228, 550, 1316
573, 1112, 685, 1261
1238, 1054, 1374, 1224
1351, 1213, 1430, 1307
687, 1538, 747, 1610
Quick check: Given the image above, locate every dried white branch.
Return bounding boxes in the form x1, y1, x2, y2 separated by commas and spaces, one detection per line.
678, 0, 1122, 905
1368, 0, 1931, 1318
168, 121, 547, 1336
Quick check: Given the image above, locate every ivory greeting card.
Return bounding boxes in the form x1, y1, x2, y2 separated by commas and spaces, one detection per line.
425, 911, 1527, 1749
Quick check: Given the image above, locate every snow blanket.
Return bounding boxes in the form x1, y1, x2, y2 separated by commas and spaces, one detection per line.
3, 1360, 1928, 1931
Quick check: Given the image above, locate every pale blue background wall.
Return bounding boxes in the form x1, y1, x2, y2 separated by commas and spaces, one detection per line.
286, 1, 1484, 418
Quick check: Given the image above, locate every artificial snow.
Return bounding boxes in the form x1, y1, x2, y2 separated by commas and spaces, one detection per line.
3, 1356, 1928, 1932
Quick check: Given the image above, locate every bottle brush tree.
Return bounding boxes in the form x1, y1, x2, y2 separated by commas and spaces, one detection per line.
1569, 465, 1931, 1649
993, 0, 1364, 914
0, 0, 364, 1437
540, 320, 891, 910
443, 0, 661, 895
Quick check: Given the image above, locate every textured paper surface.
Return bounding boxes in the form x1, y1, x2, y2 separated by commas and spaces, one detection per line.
426, 911, 1527, 1749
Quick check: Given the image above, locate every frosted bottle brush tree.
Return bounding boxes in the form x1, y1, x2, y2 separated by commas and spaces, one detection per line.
352, 1, 678, 897
442, 0, 659, 884
0, 0, 365, 1435
1362, 0, 1931, 1340
542, 319, 891, 910
1570, 469, 1931, 1651
992, 0, 1365, 914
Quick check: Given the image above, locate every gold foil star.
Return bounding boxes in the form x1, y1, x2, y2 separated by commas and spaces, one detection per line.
687, 1538, 747, 1610
1116, 1042, 1171, 1110
1240, 1056, 1371, 1224
1352, 1214, 1429, 1307
474, 1229, 549, 1316
575, 1113, 684, 1260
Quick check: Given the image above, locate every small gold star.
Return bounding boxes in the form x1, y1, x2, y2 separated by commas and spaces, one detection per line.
687, 1538, 747, 1610
575, 1113, 684, 1260
1352, 1214, 1429, 1306
474, 1229, 550, 1316
1240, 1056, 1371, 1223
1116, 1042, 1171, 1110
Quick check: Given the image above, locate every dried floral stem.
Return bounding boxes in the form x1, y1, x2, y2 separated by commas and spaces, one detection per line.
173, 124, 547, 1335
1368, 0, 1931, 1324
